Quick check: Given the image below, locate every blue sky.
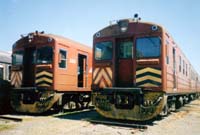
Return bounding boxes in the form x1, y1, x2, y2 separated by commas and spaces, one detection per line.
0, 0, 200, 74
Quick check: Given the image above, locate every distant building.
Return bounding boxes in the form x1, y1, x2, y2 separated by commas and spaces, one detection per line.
0, 50, 11, 81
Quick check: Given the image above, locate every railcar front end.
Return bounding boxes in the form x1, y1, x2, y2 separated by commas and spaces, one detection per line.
10, 31, 92, 113
92, 19, 167, 121
10, 32, 60, 113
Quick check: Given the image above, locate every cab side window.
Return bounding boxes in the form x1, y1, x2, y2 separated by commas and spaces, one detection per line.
59, 49, 67, 68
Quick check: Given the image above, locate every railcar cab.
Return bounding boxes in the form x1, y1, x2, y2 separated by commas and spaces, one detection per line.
10, 32, 58, 113
11, 31, 92, 113
12, 32, 54, 88
92, 19, 163, 90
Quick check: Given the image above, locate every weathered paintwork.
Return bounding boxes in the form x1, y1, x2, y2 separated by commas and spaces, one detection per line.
10, 32, 92, 113
92, 19, 200, 121
93, 89, 165, 121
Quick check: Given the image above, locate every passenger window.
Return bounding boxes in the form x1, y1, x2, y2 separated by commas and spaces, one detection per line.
59, 50, 67, 68
183, 60, 185, 74
186, 64, 188, 76
166, 56, 169, 64
179, 56, 181, 72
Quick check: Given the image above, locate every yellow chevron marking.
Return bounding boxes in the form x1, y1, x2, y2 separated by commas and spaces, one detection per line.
36, 71, 53, 78
105, 67, 112, 79
136, 75, 161, 83
36, 77, 52, 83
99, 80, 106, 88
11, 72, 15, 80
37, 83, 51, 87
136, 67, 161, 75
94, 69, 104, 84
94, 69, 111, 85
138, 83, 159, 87
93, 68, 100, 79
11, 71, 22, 87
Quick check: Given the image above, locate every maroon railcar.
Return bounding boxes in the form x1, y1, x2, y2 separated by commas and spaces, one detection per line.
10, 32, 92, 113
92, 18, 200, 121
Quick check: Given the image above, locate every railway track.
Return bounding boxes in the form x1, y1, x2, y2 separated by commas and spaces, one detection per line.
88, 119, 148, 129
52, 107, 95, 117
53, 108, 148, 129
0, 108, 148, 129
0, 115, 22, 122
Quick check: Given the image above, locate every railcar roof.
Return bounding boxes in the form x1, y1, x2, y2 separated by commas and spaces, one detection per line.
47, 34, 92, 51
0, 50, 11, 64
94, 19, 164, 34
14, 32, 92, 52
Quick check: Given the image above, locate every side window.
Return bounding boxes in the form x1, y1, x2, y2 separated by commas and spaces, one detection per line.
59, 49, 67, 68
179, 56, 181, 72
186, 64, 187, 76
183, 60, 185, 74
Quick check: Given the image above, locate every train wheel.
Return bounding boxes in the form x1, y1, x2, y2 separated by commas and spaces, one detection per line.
67, 101, 76, 110
169, 102, 176, 112
85, 101, 90, 108
160, 103, 169, 116
188, 95, 194, 102
175, 97, 183, 109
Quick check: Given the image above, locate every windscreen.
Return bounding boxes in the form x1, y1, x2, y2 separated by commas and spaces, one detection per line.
136, 37, 161, 58
95, 41, 112, 60
12, 51, 24, 65
36, 46, 53, 64
119, 40, 133, 59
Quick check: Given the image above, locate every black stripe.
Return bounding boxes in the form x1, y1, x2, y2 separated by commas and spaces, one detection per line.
136, 67, 161, 71
36, 70, 52, 73
36, 81, 52, 86
136, 79, 161, 86
136, 72, 161, 78
36, 75, 53, 80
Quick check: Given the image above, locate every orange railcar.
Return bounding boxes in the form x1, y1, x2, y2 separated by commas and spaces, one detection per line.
92, 18, 200, 121
10, 31, 92, 113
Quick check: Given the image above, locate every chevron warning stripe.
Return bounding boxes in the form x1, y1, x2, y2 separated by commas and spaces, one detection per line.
11, 71, 22, 88
93, 67, 112, 87
36, 71, 53, 87
136, 67, 161, 87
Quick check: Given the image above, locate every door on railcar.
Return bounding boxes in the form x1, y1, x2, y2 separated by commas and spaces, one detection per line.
116, 38, 133, 87
23, 47, 36, 86
78, 54, 87, 87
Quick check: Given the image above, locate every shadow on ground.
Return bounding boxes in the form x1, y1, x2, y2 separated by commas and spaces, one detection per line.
54, 109, 165, 127
54, 100, 200, 128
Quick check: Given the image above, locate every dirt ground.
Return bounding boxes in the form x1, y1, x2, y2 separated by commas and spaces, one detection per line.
1, 99, 200, 135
